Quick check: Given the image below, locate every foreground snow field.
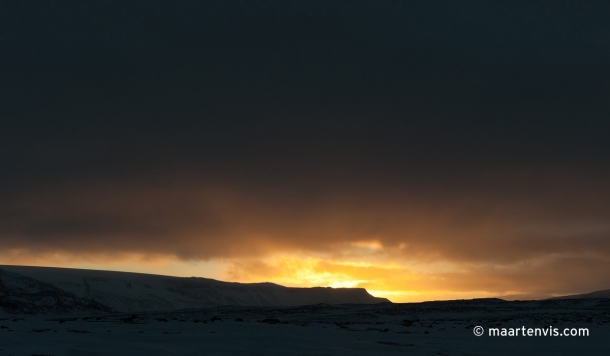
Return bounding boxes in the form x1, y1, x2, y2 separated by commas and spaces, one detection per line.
1, 300, 609, 355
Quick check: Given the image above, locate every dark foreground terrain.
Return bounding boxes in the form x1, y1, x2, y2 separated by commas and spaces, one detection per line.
1, 298, 609, 355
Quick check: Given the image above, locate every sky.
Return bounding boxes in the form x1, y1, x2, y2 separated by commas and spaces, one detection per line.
1, 1, 610, 302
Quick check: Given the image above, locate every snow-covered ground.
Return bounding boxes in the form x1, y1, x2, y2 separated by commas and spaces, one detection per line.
2, 266, 608, 355
1, 300, 609, 355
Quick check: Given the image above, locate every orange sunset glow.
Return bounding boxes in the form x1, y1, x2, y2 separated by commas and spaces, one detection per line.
2, 0, 610, 307
3, 167, 609, 303
4, 3, 610, 355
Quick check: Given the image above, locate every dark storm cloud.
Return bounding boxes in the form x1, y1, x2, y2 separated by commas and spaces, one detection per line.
1, 1, 610, 294
2, 166, 608, 265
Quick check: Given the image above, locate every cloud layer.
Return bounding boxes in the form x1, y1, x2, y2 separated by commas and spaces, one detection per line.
2, 164, 609, 300
2, 1, 610, 301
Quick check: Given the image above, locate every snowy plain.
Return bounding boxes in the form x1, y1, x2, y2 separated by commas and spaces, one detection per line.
2, 298, 609, 355
1, 266, 609, 355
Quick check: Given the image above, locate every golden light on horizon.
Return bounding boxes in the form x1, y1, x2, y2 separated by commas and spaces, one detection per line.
0, 246, 600, 303
1, 242, 581, 303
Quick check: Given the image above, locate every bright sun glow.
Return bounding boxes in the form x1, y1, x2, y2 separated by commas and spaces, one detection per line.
1, 249, 529, 303
328, 280, 365, 288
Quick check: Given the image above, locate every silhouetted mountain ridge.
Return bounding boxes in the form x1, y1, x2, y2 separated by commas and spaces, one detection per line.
550, 289, 610, 300
0, 265, 388, 314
